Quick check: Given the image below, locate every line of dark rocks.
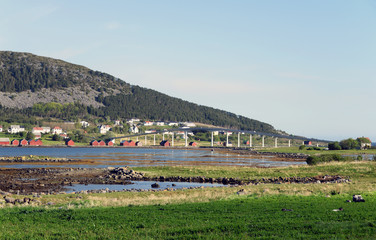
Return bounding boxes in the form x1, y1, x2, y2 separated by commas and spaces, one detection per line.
107, 167, 350, 186
0, 156, 78, 163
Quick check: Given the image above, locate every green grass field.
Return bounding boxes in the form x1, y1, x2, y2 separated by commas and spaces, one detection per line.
0, 194, 375, 239
1, 161, 376, 239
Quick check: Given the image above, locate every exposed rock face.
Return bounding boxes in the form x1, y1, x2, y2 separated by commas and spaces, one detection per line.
0, 87, 108, 108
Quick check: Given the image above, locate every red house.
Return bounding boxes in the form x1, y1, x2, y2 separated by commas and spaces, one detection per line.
0, 138, 10, 146
189, 142, 197, 147
28, 140, 37, 146
65, 139, 75, 146
160, 140, 170, 147
90, 140, 99, 146
19, 139, 28, 146
98, 140, 106, 146
120, 140, 136, 146
11, 139, 19, 146
106, 141, 114, 146
36, 139, 43, 146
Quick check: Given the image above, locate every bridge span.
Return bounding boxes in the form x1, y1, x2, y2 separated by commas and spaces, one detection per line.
113, 127, 331, 148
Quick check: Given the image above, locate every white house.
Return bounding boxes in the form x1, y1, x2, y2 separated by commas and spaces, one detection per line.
143, 121, 154, 126
32, 127, 50, 135
168, 122, 179, 127
127, 118, 140, 124
114, 120, 121, 126
129, 125, 139, 134
154, 121, 165, 126
145, 129, 157, 134
8, 125, 25, 134
98, 125, 111, 134
52, 127, 63, 135
0, 126, 2, 132
42, 127, 50, 133
80, 121, 90, 128
182, 122, 196, 127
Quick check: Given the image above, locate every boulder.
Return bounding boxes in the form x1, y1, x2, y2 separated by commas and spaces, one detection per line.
353, 195, 365, 202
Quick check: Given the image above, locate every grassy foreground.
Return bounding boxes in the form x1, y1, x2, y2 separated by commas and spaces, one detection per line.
1, 161, 376, 239
0, 194, 375, 239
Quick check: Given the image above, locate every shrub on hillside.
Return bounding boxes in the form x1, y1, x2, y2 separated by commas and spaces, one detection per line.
306, 154, 352, 165
328, 142, 342, 150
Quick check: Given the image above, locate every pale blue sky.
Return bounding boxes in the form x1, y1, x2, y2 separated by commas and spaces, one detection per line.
1, 1, 375, 141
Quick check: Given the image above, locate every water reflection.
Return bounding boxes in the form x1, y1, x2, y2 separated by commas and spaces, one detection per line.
0, 147, 306, 168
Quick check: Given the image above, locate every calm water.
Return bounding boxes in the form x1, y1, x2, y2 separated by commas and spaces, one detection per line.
0, 147, 305, 168
64, 181, 224, 193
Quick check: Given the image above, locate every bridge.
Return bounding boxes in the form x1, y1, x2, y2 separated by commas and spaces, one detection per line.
113, 127, 331, 148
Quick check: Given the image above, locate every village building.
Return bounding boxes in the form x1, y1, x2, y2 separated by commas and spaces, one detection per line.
168, 122, 179, 127
136, 141, 143, 146
154, 121, 165, 126
65, 139, 75, 146
98, 125, 111, 134
8, 125, 25, 134
106, 139, 115, 146
98, 140, 106, 146
189, 142, 198, 147
143, 121, 153, 126
129, 125, 139, 134
120, 140, 136, 146
145, 130, 157, 134
19, 139, 28, 146
90, 140, 99, 146
59, 133, 68, 139
127, 118, 140, 124
11, 139, 19, 146
160, 140, 170, 147
29, 139, 43, 146
304, 141, 312, 146
182, 122, 196, 128
114, 120, 121, 126
0, 126, 2, 132
52, 127, 63, 135
80, 121, 90, 128
32, 127, 50, 136
0, 138, 10, 145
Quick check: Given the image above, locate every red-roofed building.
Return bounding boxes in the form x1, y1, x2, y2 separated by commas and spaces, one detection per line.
11, 139, 19, 146
160, 140, 170, 147
90, 140, 99, 146
66, 139, 75, 146
98, 140, 106, 146
120, 140, 136, 146
52, 127, 63, 135
106, 140, 114, 146
189, 142, 197, 147
19, 139, 28, 146
0, 138, 10, 145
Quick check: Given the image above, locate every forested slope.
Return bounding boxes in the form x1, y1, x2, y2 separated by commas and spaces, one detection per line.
0, 51, 277, 133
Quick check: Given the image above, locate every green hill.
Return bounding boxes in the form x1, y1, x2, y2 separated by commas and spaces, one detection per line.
0, 51, 276, 133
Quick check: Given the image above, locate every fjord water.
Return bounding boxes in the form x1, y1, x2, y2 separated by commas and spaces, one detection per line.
0, 147, 305, 168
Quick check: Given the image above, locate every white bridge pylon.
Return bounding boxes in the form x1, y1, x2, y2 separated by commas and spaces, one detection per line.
113, 127, 330, 148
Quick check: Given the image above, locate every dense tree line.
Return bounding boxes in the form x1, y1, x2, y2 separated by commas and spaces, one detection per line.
328, 137, 372, 150
93, 86, 276, 132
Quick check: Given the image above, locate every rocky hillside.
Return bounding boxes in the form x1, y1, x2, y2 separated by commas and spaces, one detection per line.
0, 51, 129, 108
0, 51, 277, 133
